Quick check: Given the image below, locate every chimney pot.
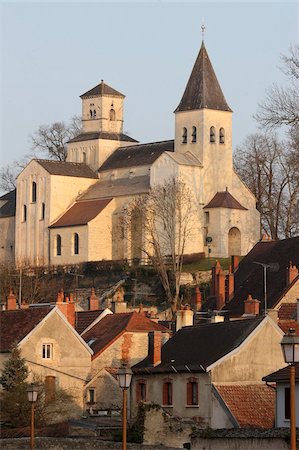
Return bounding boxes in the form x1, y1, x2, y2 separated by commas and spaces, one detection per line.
89, 288, 99, 311
148, 331, 162, 366
244, 294, 260, 316
7, 289, 17, 310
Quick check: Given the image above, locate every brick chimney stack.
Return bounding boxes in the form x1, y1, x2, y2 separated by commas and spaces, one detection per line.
244, 294, 261, 316
148, 331, 162, 367
7, 289, 17, 310
225, 266, 234, 303
89, 288, 99, 310
194, 287, 202, 312
286, 262, 299, 286
67, 293, 76, 327
216, 269, 226, 311
211, 261, 222, 296
231, 255, 239, 273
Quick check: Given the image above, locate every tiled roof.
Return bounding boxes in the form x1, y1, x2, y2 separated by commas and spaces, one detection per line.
35, 160, 98, 178
263, 363, 299, 383
278, 320, 299, 335
99, 140, 174, 171
0, 307, 53, 352
49, 198, 112, 228
75, 310, 104, 335
175, 42, 232, 113
0, 189, 16, 218
278, 303, 297, 321
82, 312, 170, 357
204, 190, 247, 210
80, 82, 125, 99
80, 176, 150, 201
215, 384, 275, 428
133, 318, 263, 374
68, 131, 137, 144
225, 237, 299, 316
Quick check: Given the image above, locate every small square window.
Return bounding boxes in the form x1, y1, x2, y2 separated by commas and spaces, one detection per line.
42, 343, 53, 359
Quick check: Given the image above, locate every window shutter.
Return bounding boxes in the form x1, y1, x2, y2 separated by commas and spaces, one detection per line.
187, 382, 192, 405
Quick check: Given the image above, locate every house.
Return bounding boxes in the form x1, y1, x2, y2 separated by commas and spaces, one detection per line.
263, 364, 299, 428
131, 314, 285, 428
0, 295, 93, 413
3, 40, 260, 267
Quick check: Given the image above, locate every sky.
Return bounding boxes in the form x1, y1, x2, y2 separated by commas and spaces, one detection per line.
0, 1, 298, 167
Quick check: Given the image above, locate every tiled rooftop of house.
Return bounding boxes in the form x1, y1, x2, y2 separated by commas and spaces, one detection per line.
278, 303, 297, 321
75, 309, 105, 335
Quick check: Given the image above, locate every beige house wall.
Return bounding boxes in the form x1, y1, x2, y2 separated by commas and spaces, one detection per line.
275, 280, 299, 309
210, 320, 285, 383
50, 225, 88, 265
0, 216, 15, 264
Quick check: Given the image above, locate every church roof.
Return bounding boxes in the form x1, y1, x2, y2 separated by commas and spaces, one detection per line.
80, 82, 125, 99
80, 176, 150, 200
68, 131, 137, 144
175, 42, 232, 113
35, 160, 98, 179
204, 190, 247, 210
0, 189, 16, 218
49, 198, 112, 228
99, 140, 174, 171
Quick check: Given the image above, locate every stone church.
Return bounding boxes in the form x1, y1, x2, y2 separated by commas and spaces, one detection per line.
0, 42, 260, 267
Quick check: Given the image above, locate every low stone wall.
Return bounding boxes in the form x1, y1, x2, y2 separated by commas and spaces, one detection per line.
1, 438, 181, 450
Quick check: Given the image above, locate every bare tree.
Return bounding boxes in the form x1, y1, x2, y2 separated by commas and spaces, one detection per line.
234, 133, 299, 239
0, 164, 17, 192
30, 115, 82, 161
122, 177, 194, 315
255, 45, 299, 130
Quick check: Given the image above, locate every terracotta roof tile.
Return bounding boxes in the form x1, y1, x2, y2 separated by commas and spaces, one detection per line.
82, 312, 170, 357
49, 198, 112, 228
278, 320, 299, 335
278, 303, 297, 321
75, 310, 104, 335
215, 384, 275, 428
0, 307, 53, 352
35, 160, 98, 178
204, 190, 247, 210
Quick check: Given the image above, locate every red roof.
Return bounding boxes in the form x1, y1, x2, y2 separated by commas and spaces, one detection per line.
278, 320, 299, 335
216, 384, 275, 428
49, 198, 112, 228
0, 307, 53, 352
204, 190, 247, 210
82, 312, 170, 358
75, 310, 104, 334
278, 303, 297, 321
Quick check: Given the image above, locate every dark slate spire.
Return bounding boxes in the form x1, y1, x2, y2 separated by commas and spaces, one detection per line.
175, 42, 232, 113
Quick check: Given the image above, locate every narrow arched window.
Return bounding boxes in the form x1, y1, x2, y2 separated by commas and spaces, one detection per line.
191, 126, 197, 143
82, 152, 87, 163
41, 202, 45, 220
32, 181, 37, 203
182, 127, 187, 144
109, 108, 115, 121
89, 109, 93, 119
23, 205, 27, 222
56, 235, 61, 256
74, 233, 79, 255
210, 126, 216, 143
219, 128, 225, 144
93, 109, 96, 118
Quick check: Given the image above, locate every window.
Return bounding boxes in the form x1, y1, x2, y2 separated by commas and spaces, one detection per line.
109, 108, 116, 121
186, 378, 198, 406
285, 387, 290, 420
56, 235, 61, 256
32, 181, 37, 202
23, 205, 27, 222
89, 109, 93, 119
191, 126, 197, 143
182, 127, 187, 144
93, 109, 96, 118
210, 127, 216, 143
136, 380, 147, 403
41, 202, 45, 220
82, 152, 87, 163
42, 343, 53, 359
74, 233, 79, 255
162, 380, 173, 406
219, 128, 225, 144
88, 389, 95, 404
204, 211, 209, 225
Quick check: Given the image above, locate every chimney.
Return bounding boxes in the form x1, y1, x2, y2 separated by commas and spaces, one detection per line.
225, 266, 234, 303
111, 300, 127, 313
231, 255, 239, 272
194, 287, 202, 312
148, 331, 162, 366
176, 305, 194, 331
20, 299, 29, 309
216, 269, 226, 311
244, 294, 260, 316
89, 288, 99, 310
211, 261, 222, 296
56, 289, 68, 318
67, 293, 75, 327
7, 289, 17, 310
286, 262, 299, 286
45, 375, 56, 404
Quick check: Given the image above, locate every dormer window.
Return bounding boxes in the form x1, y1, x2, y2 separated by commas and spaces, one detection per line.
191, 126, 197, 143
182, 127, 187, 144
109, 109, 116, 121
210, 126, 216, 143
219, 128, 225, 144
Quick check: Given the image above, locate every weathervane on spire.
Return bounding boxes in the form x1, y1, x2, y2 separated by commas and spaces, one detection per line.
201, 22, 206, 41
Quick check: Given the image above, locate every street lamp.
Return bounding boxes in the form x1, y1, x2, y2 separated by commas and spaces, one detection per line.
27, 384, 39, 450
281, 328, 299, 450
117, 364, 133, 450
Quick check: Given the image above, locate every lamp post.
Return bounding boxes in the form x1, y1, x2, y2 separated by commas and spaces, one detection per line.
117, 364, 133, 450
281, 328, 299, 450
27, 384, 38, 450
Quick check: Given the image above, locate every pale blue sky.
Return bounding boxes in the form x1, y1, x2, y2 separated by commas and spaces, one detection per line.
0, 1, 298, 166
